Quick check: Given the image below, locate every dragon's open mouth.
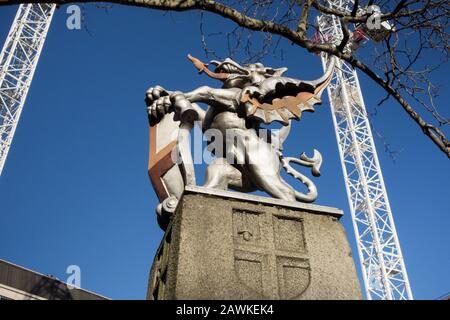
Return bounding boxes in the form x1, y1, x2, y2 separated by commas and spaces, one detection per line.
188, 54, 250, 81
213, 61, 249, 76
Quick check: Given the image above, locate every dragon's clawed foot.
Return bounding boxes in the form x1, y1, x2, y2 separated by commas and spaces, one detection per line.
145, 85, 172, 120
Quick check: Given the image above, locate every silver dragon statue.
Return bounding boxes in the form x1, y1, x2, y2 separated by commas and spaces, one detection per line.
146, 54, 335, 229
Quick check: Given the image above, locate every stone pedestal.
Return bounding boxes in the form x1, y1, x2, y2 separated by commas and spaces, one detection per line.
147, 186, 362, 300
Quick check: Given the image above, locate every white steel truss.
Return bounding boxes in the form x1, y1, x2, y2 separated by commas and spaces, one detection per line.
317, 0, 413, 300
0, 3, 56, 175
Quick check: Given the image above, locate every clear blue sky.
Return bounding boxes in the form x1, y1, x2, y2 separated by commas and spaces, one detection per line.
0, 4, 448, 300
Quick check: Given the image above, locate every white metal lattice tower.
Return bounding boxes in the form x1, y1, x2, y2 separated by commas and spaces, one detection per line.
0, 3, 56, 175
317, 0, 413, 299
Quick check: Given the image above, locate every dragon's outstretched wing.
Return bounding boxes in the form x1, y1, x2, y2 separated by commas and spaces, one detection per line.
241, 58, 336, 125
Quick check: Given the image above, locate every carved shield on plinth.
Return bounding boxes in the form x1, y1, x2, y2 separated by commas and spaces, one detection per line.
232, 209, 311, 299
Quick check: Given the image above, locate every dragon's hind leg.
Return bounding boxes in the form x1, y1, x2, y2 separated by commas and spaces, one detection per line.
253, 170, 296, 202
243, 141, 296, 201
204, 158, 256, 193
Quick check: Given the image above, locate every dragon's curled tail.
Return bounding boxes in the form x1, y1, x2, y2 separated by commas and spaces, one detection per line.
279, 149, 322, 203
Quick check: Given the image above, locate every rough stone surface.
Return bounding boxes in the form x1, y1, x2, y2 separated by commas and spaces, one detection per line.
147, 187, 362, 300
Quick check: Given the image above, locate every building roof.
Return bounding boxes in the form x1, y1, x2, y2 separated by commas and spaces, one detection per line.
0, 259, 108, 300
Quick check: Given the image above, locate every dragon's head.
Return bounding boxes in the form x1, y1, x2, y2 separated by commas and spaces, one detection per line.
188, 54, 287, 88
187, 54, 336, 125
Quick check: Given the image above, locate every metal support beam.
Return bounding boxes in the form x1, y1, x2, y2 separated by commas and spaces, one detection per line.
317, 0, 413, 300
0, 4, 56, 175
